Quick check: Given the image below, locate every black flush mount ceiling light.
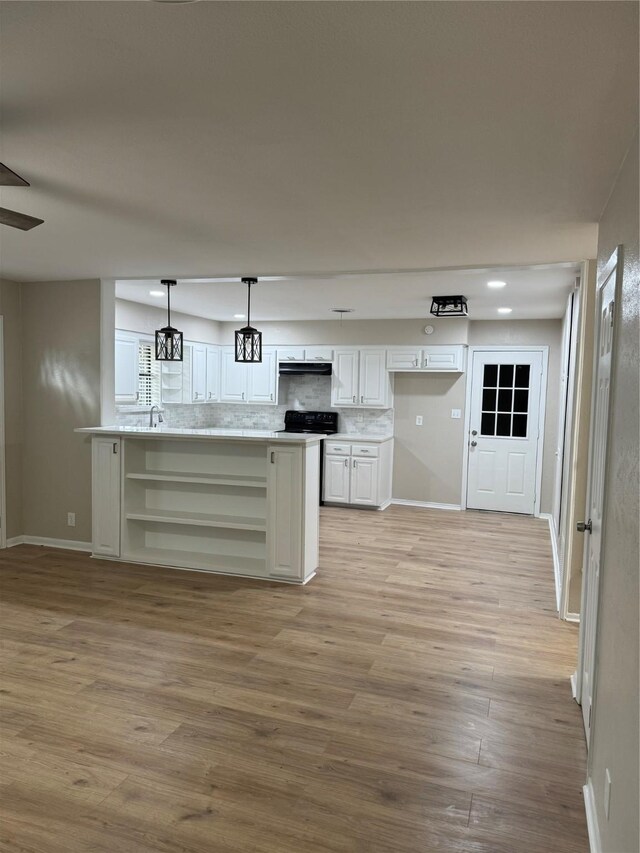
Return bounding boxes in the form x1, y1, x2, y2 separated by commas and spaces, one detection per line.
235, 277, 262, 363
430, 295, 468, 318
155, 279, 184, 361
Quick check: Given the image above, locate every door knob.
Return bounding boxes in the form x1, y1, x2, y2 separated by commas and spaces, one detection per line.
577, 519, 592, 534
470, 440, 477, 447
471, 430, 478, 436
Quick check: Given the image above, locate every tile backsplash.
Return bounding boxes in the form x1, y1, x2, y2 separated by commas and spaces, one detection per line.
115, 374, 393, 435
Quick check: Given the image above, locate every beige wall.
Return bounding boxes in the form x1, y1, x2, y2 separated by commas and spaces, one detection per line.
0, 279, 24, 540
21, 281, 102, 543
588, 135, 639, 853
116, 298, 221, 344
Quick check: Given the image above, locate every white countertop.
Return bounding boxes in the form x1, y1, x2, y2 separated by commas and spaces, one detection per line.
75, 426, 321, 444
325, 433, 393, 443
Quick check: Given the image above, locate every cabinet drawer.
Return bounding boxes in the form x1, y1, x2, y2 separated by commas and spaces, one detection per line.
305, 347, 333, 362
351, 443, 379, 458
325, 442, 351, 456
278, 348, 305, 361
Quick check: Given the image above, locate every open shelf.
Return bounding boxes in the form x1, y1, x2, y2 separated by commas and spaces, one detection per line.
125, 509, 266, 532
126, 471, 267, 489
123, 547, 266, 577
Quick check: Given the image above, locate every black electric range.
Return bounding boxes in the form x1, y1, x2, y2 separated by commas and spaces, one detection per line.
277, 411, 338, 503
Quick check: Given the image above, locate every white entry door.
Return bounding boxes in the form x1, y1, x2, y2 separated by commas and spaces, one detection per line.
467, 350, 545, 514
578, 250, 618, 743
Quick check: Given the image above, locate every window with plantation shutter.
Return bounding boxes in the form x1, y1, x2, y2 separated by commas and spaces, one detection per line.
137, 341, 161, 407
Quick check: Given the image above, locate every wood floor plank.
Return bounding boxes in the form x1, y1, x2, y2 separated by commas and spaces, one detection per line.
0, 505, 588, 851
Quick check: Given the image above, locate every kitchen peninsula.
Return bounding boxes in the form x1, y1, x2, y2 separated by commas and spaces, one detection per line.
76, 426, 320, 583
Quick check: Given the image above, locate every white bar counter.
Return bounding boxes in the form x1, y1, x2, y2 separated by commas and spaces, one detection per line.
76, 426, 320, 583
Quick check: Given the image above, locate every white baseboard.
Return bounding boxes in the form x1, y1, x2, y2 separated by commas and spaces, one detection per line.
391, 499, 462, 512
6, 535, 91, 552
566, 611, 581, 623
583, 780, 602, 853
540, 512, 561, 612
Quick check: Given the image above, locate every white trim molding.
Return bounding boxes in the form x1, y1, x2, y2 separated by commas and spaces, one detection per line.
7, 535, 91, 552
540, 512, 561, 612
583, 780, 602, 853
391, 499, 462, 511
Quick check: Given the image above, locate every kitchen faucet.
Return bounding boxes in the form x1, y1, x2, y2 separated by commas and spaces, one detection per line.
149, 405, 164, 428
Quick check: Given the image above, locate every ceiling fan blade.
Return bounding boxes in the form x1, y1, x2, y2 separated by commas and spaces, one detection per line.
0, 163, 30, 187
0, 207, 44, 230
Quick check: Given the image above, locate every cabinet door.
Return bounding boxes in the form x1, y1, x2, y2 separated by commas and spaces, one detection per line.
191, 344, 207, 402
278, 347, 305, 362
247, 349, 277, 404
351, 457, 379, 506
115, 334, 139, 402
220, 348, 248, 402
305, 347, 333, 362
92, 437, 121, 556
267, 445, 302, 579
359, 349, 390, 407
386, 348, 421, 371
205, 346, 219, 402
323, 455, 351, 503
331, 349, 359, 406
422, 346, 464, 371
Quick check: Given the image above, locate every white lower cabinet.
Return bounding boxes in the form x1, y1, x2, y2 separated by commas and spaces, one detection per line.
91, 437, 121, 556
324, 454, 351, 503
89, 434, 319, 584
323, 439, 393, 509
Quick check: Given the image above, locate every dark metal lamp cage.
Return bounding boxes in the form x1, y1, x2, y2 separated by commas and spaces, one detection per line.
430, 295, 468, 317
235, 277, 263, 363
155, 279, 184, 361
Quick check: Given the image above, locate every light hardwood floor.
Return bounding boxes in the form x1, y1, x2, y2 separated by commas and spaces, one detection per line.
0, 506, 588, 852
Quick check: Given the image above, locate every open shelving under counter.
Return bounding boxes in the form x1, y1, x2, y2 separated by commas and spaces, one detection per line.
76, 426, 321, 584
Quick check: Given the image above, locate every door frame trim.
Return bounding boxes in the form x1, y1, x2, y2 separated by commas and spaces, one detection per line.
460, 345, 549, 517
575, 246, 622, 730
0, 316, 6, 549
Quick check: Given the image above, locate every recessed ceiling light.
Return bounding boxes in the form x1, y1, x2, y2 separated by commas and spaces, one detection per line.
149, 290, 164, 297
487, 280, 507, 289
497, 307, 513, 314
233, 313, 246, 319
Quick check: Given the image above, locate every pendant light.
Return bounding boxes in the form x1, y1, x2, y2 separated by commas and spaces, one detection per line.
430, 295, 468, 317
235, 277, 262, 363
155, 279, 184, 361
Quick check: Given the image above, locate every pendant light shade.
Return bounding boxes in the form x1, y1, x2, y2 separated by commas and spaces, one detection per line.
235, 277, 263, 363
155, 279, 184, 361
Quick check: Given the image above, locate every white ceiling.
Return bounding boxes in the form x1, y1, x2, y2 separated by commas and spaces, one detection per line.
0, 2, 637, 283
115, 263, 578, 321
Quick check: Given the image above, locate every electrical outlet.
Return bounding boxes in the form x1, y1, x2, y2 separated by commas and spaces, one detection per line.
67, 512, 76, 527
415, 415, 423, 426
451, 409, 462, 419
604, 769, 612, 820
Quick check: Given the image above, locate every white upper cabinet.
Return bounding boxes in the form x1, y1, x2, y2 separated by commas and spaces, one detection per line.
221, 347, 278, 404
332, 349, 360, 406
332, 348, 392, 409
220, 348, 248, 402
247, 349, 277, 404
115, 333, 139, 403
277, 347, 333, 362
386, 345, 467, 373
191, 344, 207, 402
205, 347, 220, 402
190, 343, 220, 403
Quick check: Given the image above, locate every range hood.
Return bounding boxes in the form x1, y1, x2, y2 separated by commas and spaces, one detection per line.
278, 362, 332, 376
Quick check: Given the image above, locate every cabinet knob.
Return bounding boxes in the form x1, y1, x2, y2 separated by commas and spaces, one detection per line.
352, 395, 356, 403
344, 458, 348, 467
361, 396, 364, 404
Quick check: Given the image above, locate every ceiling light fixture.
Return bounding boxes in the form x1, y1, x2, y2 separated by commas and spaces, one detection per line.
497, 307, 513, 314
430, 295, 468, 317
235, 278, 262, 363
149, 290, 164, 297
487, 280, 507, 289
233, 313, 246, 319
155, 280, 184, 361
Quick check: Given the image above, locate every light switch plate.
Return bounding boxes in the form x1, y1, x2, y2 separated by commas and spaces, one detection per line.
415, 415, 423, 426
451, 409, 461, 419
